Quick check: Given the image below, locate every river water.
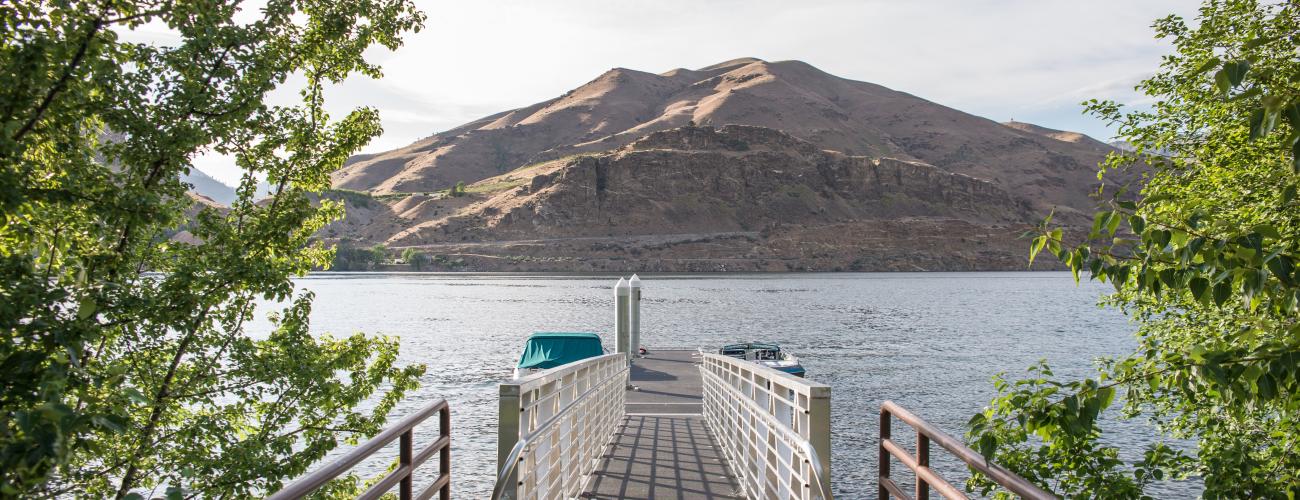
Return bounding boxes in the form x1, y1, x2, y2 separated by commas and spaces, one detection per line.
250, 272, 1198, 498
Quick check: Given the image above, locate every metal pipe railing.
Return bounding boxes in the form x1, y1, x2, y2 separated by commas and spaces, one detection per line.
489, 365, 625, 499
266, 399, 451, 500
878, 401, 1056, 500
493, 353, 628, 500
700, 352, 833, 499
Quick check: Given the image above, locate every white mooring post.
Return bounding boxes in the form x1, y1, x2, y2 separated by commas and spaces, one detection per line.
628, 274, 641, 360
615, 277, 630, 364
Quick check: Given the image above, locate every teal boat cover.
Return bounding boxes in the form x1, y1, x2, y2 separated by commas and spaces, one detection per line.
516, 332, 604, 370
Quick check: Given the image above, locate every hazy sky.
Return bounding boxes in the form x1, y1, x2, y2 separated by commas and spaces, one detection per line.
190, 0, 1198, 186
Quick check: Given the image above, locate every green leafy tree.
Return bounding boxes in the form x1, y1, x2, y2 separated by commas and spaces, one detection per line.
969, 1, 1300, 497
450, 181, 466, 197
369, 243, 387, 266
401, 248, 430, 271
331, 241, 381, 271
0, 0, 426, 497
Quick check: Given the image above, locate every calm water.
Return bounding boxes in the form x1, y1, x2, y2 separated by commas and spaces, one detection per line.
250, 272, 1197, 498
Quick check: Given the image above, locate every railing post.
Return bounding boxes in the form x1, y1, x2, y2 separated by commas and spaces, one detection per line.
810, 385, 832, 498
497, 383, 521, 499
399, 431, 413, 500
916, 431, 929, 500
879, 409, 891, 499
440, 405, 452, 500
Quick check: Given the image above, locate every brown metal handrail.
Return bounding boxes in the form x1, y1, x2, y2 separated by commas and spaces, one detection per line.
878, 401, 1056, 500
267, 399, 451, 500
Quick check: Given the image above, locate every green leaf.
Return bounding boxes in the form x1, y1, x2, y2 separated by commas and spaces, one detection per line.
1248, 108, 1277, 140
1283, 102, 1300, 126
1253, 223, 1284, 238
1129, 215, 1146, 235
1193, 56, 1221, 75
978, 433, 998, 458
1097, 386, 1116, 409
1189, 277, 1210, 300
1266, 255, 1295, 285
1214, 67, 1233, 94
1213, 281, 1232, 307
125, 388, 151, 405
1258, 373, 1277, 399
1224, 59, 1250, 87
1293, 136, 1300, 173
1029, 235, 1046, 266
1158, 268, 1178, 288
1092, 211, 1108, 238
1106, 210, 1122, 235
1142, 193, 1172, 205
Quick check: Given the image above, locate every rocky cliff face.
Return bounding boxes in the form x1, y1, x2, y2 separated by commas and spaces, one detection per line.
465, 126, 1032, 239
320, 125, 1061, 272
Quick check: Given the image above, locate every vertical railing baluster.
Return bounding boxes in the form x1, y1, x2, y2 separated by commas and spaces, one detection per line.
879, 409, 891, 499
916, 431, 929, 500
440, 405, 451, 500
399, 430, 413, 500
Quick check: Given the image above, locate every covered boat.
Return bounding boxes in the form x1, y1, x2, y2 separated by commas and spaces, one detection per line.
718, 342, 806, 377
513, 332, 606, 379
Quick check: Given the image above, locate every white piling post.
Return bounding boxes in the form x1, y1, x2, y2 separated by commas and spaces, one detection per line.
615, 278, 630, 364
629, 274, 641, 359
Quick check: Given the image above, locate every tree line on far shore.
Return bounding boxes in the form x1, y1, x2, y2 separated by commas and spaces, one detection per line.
329, 243, 449, 271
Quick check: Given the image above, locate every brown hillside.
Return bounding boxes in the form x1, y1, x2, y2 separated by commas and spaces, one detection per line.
321, 125, 1060, 272
334, 58, 1117, 223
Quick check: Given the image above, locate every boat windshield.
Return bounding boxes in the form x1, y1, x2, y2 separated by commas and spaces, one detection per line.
719, 343, 783, 361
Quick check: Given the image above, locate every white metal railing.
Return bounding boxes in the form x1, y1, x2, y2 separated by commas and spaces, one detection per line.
493, 353, 628, 499
701, 353, 833, 499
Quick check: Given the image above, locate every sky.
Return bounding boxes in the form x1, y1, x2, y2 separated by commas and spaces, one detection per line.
188, 0, 1199, 186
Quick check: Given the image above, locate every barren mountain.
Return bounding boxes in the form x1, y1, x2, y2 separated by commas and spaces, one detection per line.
320, 58, 1121, 271
321, 126, 1068, 271
335, 58, 1115, 220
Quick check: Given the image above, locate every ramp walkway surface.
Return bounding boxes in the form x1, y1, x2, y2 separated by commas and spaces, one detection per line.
582, 350, 742, 499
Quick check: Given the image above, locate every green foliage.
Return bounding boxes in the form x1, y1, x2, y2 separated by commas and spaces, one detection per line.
332, 242, 386, 271
400, 248, 431, 271
971, 1, 1300, 497
450, 181, 467, 197
324, 188, 378, 208
0, 0, 425, 497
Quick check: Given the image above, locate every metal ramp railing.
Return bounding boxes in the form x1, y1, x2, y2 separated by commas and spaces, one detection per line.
878, 401, 1056, 500
267, 399, 451, 500
700, 352, 833, 500
492, 353, 628, 499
